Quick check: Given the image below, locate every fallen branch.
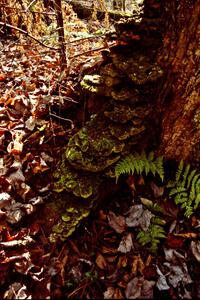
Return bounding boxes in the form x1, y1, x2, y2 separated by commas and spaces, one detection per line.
69, 42, 116, 59
0, 22, 59, 50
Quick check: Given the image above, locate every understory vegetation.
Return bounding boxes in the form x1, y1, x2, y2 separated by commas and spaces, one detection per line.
0, 0, 199, 299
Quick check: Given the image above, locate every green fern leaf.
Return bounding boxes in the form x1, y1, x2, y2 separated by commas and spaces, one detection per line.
148, 151, 154, 161
176, 160, 184, 183
190, 173, 200, 200
174, 193, 188, 204
155, 156, 164, 181
182, 164, 191, 187
169, 186, 187, 197
187, 169, 196, 189
115, 151, 164, 182
194, 192, 200, 209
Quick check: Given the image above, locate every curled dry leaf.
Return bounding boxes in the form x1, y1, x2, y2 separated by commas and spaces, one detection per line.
0, 235, 34, 248
164, 247, 185, 263
125, 204, 154, 231
4, 282, 32, 299
164, 262, 192, 288
125, 276, 155, 299
104, 287, 115, 299
0, 193, 12, 208
108, 211, 126, 234
3, 196, 43, 224
118, 233, 133, 253
191, 241, 200, 262
131, 255, 145, 276
156, 265, 170, 290
150, 182, 164, 197
96, 253, 107, 270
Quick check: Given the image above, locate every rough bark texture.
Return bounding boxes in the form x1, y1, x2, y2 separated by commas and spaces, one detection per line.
157, 0, 200, 167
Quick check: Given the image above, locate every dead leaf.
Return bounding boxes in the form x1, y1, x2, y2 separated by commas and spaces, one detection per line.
125, 276, 155, 299
164, 248, 185, 263
118, 233, 133, 253
164, 262, 192, 288
125, 204, 154, 231
4, 282, 31, 299
125, 277, 143, 299
0, 235, 34, 247
142, 279, 155, 298
117, 256, 128, 268
113, 288, 123, 299
104, 287, 115, 299
101, 246, 118, 254
191, 241, 200, 262
156, 265, 170, 290
96, 253, 107, 270
166, 234, 184, 248
0, 193, 12, 208
173, 232, 197, 239
150, 182, 164, 197
108, 211, 126, 234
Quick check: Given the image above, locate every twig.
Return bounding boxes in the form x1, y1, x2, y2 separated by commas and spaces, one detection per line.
25, 0, 38, 12
69, 33, 106, 45
0, 22, 59, 50
49, 113, 74, 128
69, 43, 116, 59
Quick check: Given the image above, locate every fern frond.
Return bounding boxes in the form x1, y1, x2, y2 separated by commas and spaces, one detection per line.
194, 193, 200, 209
187, 169, 196, 189
169, 186, 187, 197
136, 224, 166, 253
190, 174, 200, 200
155, 156, 164, 182
182, 164, 191, 187
115, 151, 164, 182
169, 161, 200, 218
175, 160, 184, 183
174, 193, 188, 204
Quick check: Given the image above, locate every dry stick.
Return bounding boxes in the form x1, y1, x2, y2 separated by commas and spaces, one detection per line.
0, 22, 59, 50
69, 43, 116, 59
25, 0, 38, 12
49, 113, 74, 128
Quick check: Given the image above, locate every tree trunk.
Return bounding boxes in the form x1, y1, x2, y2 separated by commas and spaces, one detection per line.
156, 0, 200, 168
54, 0, 68, 72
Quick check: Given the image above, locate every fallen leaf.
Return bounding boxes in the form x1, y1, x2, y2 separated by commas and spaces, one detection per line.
125, 276, 155, 299
125, 277, 143, 299
108, 211, 126, 234
191, 240, 200, 262
150, 182, 164, 197
173, 232, 197, 239
104, 287, 115, 299
126, 204, 154, 231
4, 282, 31, 299
164, 248, 185, 263
164, 262, 192, 288
131, 255, 145, 276
156, 265, 170, 290
96, 253, 107, 270
117, 255, 128, 268
142, 279, 155, 298
165, 234, 184, 248
0, 193, 12, 208
118, 233, 133, 253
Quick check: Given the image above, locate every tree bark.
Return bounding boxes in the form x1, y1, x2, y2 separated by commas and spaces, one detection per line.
54, 0, 68, 72
156, 0, 200, 167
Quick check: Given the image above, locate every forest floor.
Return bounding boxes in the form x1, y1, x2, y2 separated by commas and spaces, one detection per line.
0, 21, 200, 300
